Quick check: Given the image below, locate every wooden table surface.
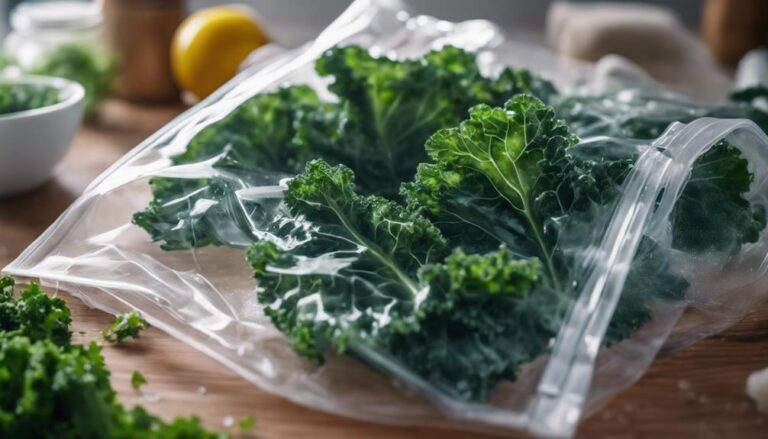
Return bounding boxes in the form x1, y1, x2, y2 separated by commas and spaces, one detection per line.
2, 100, 768, 439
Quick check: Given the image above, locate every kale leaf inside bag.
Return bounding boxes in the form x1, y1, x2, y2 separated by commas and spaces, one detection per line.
133, 44, 768, 403
134, 45, 556, 249
247, 160, 558, 401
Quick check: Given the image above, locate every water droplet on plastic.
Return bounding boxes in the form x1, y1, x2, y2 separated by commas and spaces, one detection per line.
142, 392, 160, 403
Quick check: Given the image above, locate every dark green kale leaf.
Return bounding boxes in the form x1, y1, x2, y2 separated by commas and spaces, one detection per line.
0, 276, 228, 439
403, 95, 689, 346
305, 45, 555, 197
135, 45, 558, 250
670, 140, 766, 254
102, 310, 150, 344
0, 276, 71, 347
0, 83, 60, 116
133, 86, 322, 250
731, 85, 768, 105
388, 247, 561, 401
556, 88, 768, 140
247, 163, 554, 400
174, 85, 323, 170
247, 159, 448, 361
556, 91, 768, 254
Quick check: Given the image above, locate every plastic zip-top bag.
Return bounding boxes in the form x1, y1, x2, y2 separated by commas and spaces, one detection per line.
5, 1, 768, 437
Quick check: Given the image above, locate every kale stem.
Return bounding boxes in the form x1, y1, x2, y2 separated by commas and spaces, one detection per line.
521, 198, 562, 291
328, 200, 421, 296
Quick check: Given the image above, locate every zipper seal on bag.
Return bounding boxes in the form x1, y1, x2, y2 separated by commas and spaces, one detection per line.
528, 117, 768, 438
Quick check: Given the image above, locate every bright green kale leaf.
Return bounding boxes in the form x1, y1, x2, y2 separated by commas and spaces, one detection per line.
103, 310, 149, 344
237, 415, 257, 433
0, 83, 60, 116
0, 276, 228, 439
31, 43, 116, 115
409, 95, 580, 287
131, 371, 147, 391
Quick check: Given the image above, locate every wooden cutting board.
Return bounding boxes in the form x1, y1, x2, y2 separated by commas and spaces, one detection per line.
1, 100, 767, 438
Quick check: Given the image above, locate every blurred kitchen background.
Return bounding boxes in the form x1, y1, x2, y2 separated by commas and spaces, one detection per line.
0, 0, 713, 45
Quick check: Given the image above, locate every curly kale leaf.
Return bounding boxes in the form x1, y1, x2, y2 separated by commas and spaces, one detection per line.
174, 85, 323, 170
247, 160, 447, 361
135, 46, 557, 249
406, 95, 583, 288
388, 247, 562, 401
304, 45, 556, 197
0, 336, 115, 437
0, 276, 228, 439
404, 95, 690, 346
133, 86, 321, 250
557, 89, 768, 254
670, 141, 766, 254
247, 168, 554, 400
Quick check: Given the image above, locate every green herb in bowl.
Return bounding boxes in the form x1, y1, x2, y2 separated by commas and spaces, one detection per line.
0, 83, 60, 116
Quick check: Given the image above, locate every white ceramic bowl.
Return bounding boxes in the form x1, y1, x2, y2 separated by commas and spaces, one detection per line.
0, 75, 84, 196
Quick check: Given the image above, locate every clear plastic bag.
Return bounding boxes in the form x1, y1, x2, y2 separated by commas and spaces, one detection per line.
5, 1, 768, 437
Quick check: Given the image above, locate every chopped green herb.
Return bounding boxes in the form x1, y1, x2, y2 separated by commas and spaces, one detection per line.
131, 370, 147, 391
0, 83, 60, 115
237, 415, 256, 433
0, 276, 229, 438
103, 310, 150, 343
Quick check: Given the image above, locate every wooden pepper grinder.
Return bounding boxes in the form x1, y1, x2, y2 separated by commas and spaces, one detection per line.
702, 0, 768, 67
102, 0, 184, 103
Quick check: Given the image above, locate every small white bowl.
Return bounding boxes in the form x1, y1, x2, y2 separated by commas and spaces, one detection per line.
0, 75, 85, 197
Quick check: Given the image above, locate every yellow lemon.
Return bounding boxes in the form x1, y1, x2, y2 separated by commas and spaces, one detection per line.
171, 6, 269, 100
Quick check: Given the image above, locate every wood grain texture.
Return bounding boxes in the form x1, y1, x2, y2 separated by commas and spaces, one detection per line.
1, 100, 768, 438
